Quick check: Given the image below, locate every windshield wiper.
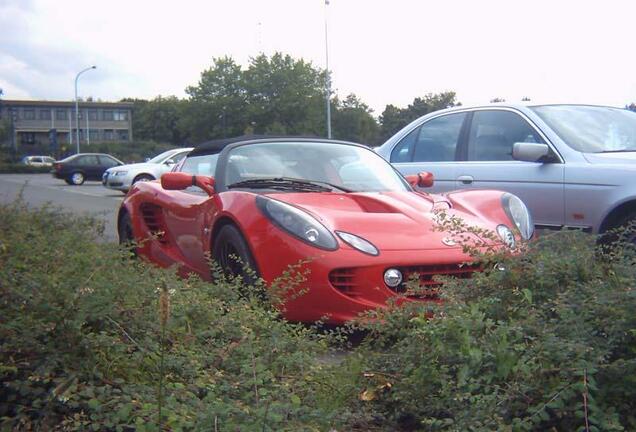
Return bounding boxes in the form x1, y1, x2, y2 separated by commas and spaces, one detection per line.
286, 178, 353, 193
227, 177, 344, 192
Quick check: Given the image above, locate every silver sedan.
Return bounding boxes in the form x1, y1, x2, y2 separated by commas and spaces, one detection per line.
103, 147, 193, 192
375, 104, 636, 239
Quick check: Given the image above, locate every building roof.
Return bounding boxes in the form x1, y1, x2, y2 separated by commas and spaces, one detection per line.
0, 99, 134, 109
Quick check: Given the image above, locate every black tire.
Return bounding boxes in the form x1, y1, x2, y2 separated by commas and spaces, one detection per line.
64, 179, 73, 185
70, 172, 85, 185
118, 211, 137, 256
133, 174, 155, 184
598, 213, 636, 254
614, 213, 636, 246
212, 224, 259, 284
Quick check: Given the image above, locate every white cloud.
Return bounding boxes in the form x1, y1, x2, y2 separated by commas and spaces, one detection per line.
1, 0, 635, 112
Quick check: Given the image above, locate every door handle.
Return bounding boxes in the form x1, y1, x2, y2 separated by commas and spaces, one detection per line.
457, 175, 474, 185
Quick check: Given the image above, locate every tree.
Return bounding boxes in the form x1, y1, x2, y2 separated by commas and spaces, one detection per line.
183, 57, 247, 142
490, 97, 506, 103
122, 96, 188, 145
242, 53, 326, 136
0, 89, 10, 146
626, 103, 636, 112
331, 94, 379, 145
378, 92, 460, 142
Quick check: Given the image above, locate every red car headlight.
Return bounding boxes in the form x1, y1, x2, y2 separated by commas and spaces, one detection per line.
256, 196, 338, 251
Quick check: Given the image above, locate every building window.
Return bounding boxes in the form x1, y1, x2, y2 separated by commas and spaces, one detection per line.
103, 110, 114, 121
23, 109, 35, 120
114, 110, 128, 121
103, 129, 114, 140
88, 110, 98, 121
89, 130, 100, 141
39, 109, 51, 120
20, 132, 36, 145
117, 129, 129, 141
56, 110, 67, 120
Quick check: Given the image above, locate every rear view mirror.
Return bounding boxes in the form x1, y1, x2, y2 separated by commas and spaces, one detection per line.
161, 172, 216, 196
513, 142, 551, 162
405, 171, 434, 188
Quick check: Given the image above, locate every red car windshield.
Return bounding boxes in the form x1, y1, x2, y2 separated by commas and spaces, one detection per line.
225, 142, 410, 193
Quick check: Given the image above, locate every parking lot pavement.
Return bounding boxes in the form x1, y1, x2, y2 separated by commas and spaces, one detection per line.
0, 174, 125, 242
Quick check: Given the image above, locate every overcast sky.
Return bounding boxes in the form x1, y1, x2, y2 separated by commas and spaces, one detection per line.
1, 0, 635, 115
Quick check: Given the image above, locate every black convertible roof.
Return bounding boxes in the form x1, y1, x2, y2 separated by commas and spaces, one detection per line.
189, 134, 326, 157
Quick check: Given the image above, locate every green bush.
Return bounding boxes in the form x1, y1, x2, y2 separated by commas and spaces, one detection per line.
2, 200, 636, 431
87, 140, 177, 164
323, 232, 636, 431
0, 201, 334, 431
0, 163, 51, 174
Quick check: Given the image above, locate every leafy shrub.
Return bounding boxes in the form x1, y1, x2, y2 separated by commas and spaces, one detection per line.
0, 200, 334, 430
323, 232, 636, 431
2, 199, 636, 431
87, 140, 177, 164
0, 163, 51, 174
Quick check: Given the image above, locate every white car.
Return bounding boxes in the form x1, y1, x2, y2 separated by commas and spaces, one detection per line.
102, 147, 193, 192
22, 155, 56, 167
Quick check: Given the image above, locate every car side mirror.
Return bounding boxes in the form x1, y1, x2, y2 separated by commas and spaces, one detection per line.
161, 172, 216, 196
145, 157, 151, 162
405, 171, 434, 188
513, 142, 551, 162
164, 159, 175, 166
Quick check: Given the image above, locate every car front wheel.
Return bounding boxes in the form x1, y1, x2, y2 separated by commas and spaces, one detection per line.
133, 174, 155, 184
212, 224, 259, 285
118, 211, 136, 256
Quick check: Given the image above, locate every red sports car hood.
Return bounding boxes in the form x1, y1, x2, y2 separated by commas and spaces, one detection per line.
265, 191, 495, 251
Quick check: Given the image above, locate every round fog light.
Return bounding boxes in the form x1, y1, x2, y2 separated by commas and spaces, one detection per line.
384, 268, 403, 288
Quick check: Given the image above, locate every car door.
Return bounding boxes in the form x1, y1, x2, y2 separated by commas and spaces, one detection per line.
389, 112, 468, 193
77, 155, 101, 179
457, 109, 565, 229
160, 153, 221, 275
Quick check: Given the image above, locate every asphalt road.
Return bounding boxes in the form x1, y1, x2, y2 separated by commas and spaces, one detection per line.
0, 173, 124, 242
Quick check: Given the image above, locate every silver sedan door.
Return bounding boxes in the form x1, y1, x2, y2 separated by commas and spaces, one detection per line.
389, 112, 468, 193
456, 109, 565, 229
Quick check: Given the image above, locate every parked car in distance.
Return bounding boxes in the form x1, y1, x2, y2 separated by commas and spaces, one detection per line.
102, 147, 193, 192
118, 136, 533, 324
21, 155, 56, 167
52, 153, 123, 185
376, 104, 636, 241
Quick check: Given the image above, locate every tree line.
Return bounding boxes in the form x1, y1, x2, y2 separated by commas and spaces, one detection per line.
124, 53, 461, 147
4, 56, 636, 149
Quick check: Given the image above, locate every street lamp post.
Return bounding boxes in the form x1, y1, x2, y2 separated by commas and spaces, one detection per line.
74, 66, 96, 153
324, 0, 332, 139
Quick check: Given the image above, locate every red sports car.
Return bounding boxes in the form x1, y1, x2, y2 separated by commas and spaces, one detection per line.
118, 137, 533, 323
